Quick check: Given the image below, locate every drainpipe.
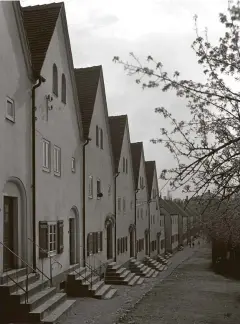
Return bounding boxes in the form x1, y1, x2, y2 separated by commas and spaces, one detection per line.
114, 172, 120, 262
148, 199, 151, 257
82, 138, 91, 267
32, 76, 45, 270
134, 188, 139, 259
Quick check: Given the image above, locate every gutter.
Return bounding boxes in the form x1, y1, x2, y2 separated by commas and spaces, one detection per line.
114, 172, 120, 262
134, 188, 139, 259
82, 138, 91, 267
32, 75, 45, 270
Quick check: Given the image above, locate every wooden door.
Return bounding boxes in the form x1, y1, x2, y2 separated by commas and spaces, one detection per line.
130, 231, 134, 257
69, 218, 76, 265
3, 196, 15, 271
107, 224, 113, 260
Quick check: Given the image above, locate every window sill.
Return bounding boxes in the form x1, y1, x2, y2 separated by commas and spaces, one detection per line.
48, 251, 57, 257
88, 196, 93, 199
5, 115, 15, 123
42, 167, 51, 173
54, 171, 61, 177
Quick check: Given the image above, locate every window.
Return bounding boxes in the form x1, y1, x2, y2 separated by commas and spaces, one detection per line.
53, 146, 61, 176
117, 197, 121, 212
100, 128, 103, 149
97, 179, 101, 199
53, 63, 58, 96
96, 125, 99, 146
108, 185, 111, 196
130, 200, 133, 210
137, 208, 139, 219
42, 139, 51, 171
88, 176, 93, 198
71, 157, 76, 173
6, 97, 15, 122
123, 157, 125, 172
123, 197, 126, 213
126, 159, 128, 174
61, 73, 66, 104
153, 215, 155, 224
141, 208, 143, 219
48, 223, 57, 255
87, 233, 93, 255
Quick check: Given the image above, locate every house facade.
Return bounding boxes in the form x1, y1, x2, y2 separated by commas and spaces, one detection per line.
131, 142, 149, 260
109, 115, 136, 264
145, 161, 162, 258
75, 66, 115, 268
0, 1, 33, 273
22, 3, 84, 278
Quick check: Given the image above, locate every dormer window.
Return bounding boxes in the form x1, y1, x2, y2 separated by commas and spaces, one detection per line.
61, 73, 66, 104
53, 63, 58, 97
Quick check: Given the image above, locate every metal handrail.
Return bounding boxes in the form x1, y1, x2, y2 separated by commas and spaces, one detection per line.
6, 273, 28, 303
72, 266, 93, 289
28, 238, 62, 269
0, 241, 51, 283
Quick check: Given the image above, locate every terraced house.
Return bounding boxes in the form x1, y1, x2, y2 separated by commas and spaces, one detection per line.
109, 115, 136, 265
131, 142, 149, 260
74, 66, 116, 269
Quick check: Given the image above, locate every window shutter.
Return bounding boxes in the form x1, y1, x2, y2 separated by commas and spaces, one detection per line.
94, 232, 98, 253
136, 240, 138, 253
39, 221, 48, 258
126, 237, 128, 251
117, 239, 120, 255
57, 220, 64, 254
100, 231, 103, 251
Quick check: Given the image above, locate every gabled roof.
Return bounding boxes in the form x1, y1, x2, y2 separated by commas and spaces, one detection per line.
160, 198, 179, 215
172, 201, 189, 219
145, 161, 155, 198
74, 66, 101, 139
131, 142, 143, 189
21, 2, 63, 76
109, 115, 127, 172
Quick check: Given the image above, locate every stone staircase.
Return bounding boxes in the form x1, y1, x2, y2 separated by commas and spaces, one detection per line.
157, 255, 171, 266
165, 252, 172, 259
0, 267, 75, 324
144, 257, 167, 272
66, 266, 117, 299
105, 262, 144, 286
129, 258, 158, 278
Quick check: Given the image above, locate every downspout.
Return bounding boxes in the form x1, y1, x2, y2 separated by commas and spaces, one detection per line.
134, 189, 139, 259
114, 172, 120, 262
148, 200, 151, 257
32, 75, 45, 270
82, 138, 91, 267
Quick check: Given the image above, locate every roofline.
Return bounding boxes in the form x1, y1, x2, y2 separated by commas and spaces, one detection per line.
13, 1, 35, 82
59, 4, 84, 142
98, 67, 116, 175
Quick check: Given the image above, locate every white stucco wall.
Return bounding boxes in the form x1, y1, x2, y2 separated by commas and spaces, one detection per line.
34, 14, 83, 276
0, 2, 32, 272
149, 168, 161, 258
116, 123, 135, 264
85, 80, 115, 267
171, 214, 179, 251
136, 153, 148, 260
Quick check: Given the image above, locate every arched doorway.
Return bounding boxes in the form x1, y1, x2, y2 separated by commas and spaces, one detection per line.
145, 229, 149, 256
69, 207, 80, 265
2, 177, 27, 271
105, 214, 115, 260
129, 224, 135, 258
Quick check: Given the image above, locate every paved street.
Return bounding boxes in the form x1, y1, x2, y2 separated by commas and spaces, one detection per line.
119, 245, 240, 324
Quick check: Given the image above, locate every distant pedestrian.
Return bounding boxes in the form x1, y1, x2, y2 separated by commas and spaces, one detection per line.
198, 241, 200, 246
193, 242, 195, 247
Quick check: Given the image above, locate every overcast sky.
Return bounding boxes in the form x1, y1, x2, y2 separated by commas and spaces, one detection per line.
21, 0, 228, 197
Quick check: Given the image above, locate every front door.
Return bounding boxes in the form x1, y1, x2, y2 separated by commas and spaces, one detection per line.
145, 232, 149, 256
106, 224, 113, 259
69, 218, 76, 265
3, 196, 16, 271
130, 231, 134, 257
157, 236, 160, 254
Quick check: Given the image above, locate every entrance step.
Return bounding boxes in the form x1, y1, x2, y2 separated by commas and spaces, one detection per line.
0, 268, 76, 324
157, 255, 171, 266
144, 257, 168, 272
67, 266, 117, 299
129, 259, 156, 278
105, 262, 142, 286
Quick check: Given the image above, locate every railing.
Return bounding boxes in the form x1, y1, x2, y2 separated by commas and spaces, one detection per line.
28, 238, 62, 285
0, 242, 51, 304
71, 264, 93, 290
88, 254, 108, 280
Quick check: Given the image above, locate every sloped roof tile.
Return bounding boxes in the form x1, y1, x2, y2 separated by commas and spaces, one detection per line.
131, 142, 143, 189
145, 161, 155, 199
109, 115, 127, 172
21, 2, 63, 75
74, 66, 101, 139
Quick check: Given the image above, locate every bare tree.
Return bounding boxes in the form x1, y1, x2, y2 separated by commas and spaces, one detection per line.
113, 1, 240, 202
